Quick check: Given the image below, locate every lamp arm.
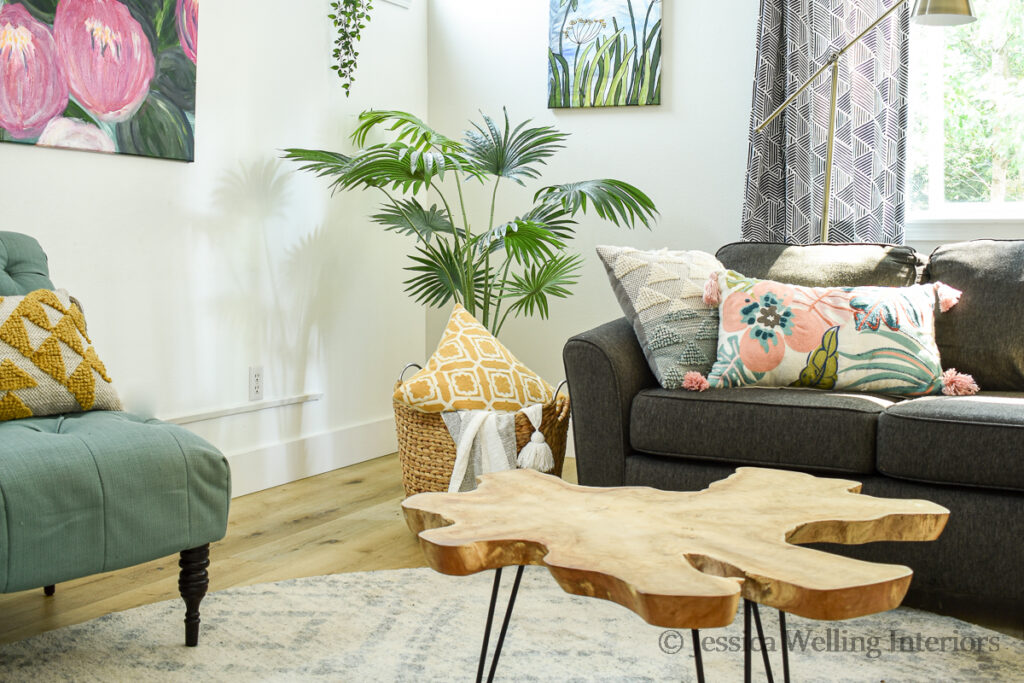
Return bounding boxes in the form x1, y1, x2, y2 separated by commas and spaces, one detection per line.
754, 0, 912, 133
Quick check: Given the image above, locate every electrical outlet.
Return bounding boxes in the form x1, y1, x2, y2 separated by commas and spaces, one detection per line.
249, 365, 264, 401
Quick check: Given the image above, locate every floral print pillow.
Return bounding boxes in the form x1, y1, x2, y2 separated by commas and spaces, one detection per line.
706, 271, 962, 396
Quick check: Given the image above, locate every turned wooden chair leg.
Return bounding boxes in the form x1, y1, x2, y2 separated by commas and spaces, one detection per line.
43, 584, 55, 596
178, 544, 210, 647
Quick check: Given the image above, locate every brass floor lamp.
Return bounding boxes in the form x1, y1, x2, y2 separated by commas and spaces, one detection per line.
755, 0, 976, 243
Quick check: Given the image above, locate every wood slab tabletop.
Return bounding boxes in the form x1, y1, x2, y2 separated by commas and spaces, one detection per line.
402, 467, 949, 629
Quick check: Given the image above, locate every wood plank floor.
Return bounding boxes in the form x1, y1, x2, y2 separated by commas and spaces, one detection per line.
0, 454, 578, 646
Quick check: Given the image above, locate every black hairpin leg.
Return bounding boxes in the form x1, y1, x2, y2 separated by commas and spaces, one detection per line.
750, 601, 775, 683
744, 600, 791, 683
691, 629, 706, 683
779, 610, 791, 683
744, 600, 752, 683
477, 565, 524, 683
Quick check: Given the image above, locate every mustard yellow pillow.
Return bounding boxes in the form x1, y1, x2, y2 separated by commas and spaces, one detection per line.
0, 289, 121, 421
395, 304, 554, 412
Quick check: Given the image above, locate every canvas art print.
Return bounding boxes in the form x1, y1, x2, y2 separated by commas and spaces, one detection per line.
0, 0, 198, 161
548, 0, 661, 108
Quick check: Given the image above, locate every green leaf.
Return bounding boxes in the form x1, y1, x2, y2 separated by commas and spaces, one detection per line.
17, 0, 59, 24
501, 254, 583, 320
404, 241, 486, 310
519, 203, 577, 240
115, 92, 193, 161
283, 143, 471, 195
535, 178, 658, 228
351, 110, 463, 152
61, 99, 99, 127
477, 220, 566, 264
371, 199, 459, 244
463, 109, 568, 185
281, 148, 355, 187
790, 326, 840, 390
153, 47, 196, 112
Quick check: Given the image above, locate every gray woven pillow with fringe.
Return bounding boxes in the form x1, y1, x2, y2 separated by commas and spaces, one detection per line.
596, 246, 722, 389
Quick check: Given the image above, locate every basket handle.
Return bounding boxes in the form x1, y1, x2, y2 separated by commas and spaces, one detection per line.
553, 379, 568, 397
398, 363, 423, 384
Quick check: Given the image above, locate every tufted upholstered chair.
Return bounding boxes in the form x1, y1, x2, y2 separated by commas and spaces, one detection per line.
0, 232, 230, 646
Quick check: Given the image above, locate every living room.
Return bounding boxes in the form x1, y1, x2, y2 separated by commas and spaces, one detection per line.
0, 0, 1021, 680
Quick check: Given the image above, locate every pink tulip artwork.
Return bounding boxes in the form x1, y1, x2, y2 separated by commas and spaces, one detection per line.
177, 0, 198, 64
54, 0, 155, 122
0, 4, 69, 139
0, 0, 199, 161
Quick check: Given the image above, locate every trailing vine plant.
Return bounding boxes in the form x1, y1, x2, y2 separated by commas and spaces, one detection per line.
329, 0, 374, 96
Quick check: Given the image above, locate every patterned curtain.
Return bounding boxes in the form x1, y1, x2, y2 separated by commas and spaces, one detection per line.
741, 0, 909, 244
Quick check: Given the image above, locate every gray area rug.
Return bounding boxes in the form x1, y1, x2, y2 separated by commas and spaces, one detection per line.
1, 567, 1021, 681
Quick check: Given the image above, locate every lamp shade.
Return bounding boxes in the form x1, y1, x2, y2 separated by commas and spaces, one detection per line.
912, 0, 976, 26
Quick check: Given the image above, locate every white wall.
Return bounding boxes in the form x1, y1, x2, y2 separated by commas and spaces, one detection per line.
0, 1, 428, 496
426, 0, 760, 383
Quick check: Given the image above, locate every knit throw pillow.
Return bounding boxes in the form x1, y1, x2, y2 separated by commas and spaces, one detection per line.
0, 289, 121, 420
596, 245, 723, 388
707, 271, 962, 397
395, 304, 554, 412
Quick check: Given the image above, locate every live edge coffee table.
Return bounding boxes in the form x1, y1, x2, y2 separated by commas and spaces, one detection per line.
402, 467, 949, 683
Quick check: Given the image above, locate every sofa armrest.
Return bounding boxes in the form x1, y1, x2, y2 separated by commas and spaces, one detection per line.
562, 317, 658, 487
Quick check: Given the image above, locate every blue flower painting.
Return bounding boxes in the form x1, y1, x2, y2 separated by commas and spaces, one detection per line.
548, 0, 662, 108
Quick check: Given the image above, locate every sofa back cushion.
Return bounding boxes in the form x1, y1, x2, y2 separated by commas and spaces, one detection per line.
925, 240, 1024, 390
0, 232, 54, 295
716, 242, 924, 288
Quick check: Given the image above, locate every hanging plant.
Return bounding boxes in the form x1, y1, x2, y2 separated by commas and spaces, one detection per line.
329, 0, 374, 96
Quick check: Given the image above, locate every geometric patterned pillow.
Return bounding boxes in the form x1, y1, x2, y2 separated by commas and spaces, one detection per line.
596, 245, 723, 389
0, 289, 121, 421
394, 304, 554, 412
707, 271, 954, 397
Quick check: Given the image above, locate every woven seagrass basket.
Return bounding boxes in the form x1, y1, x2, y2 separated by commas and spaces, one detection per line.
393, 368, 570, 497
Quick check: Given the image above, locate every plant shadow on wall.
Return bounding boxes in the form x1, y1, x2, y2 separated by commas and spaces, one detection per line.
283, 110, 659, 339
548, 0, 662, 108
199, 159, 341, 448
0, 0, 199, 161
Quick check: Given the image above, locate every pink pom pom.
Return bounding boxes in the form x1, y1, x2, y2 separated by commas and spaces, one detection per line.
942, 368, 979, 396
703, 273, 721, 306
935, 282, 962, 313
683, 371, 710, 392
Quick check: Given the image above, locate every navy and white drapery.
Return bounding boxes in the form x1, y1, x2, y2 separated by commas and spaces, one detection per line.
741, 0, 909, 244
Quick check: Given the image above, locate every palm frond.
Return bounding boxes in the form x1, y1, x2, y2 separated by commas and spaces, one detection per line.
463, 109, 569, 185
476, 220, 567, 264
501, 254, 583, 320
404, 241, 487, 309
281, 148, 354, 180
311, 143, 476, 194
351, 110, 464, 152
519, 203, 578, 240
534, 179, 658, 228
371, 199, 460, 244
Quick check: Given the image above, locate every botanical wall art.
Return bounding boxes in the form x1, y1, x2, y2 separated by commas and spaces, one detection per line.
548, 0, 661, 108
0, 0, 199, 161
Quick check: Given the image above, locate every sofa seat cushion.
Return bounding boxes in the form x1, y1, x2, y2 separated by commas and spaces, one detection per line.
877, 393, 1024, 492
630, 387, 896, 473
0, 411, 231, 593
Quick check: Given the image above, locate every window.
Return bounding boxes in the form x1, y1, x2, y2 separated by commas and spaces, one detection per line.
907, 0, 1024, 222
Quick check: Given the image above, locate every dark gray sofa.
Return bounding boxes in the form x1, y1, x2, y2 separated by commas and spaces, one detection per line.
563, 240, 1024, 629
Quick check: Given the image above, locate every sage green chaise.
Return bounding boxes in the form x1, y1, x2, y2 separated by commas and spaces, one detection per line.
0, 232, 230, 646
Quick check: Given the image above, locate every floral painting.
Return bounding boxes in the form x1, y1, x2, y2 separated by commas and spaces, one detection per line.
0, 0, 198, 161
548, 0, 661, 108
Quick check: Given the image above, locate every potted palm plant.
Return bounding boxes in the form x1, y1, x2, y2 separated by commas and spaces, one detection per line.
283, 109, 657, 337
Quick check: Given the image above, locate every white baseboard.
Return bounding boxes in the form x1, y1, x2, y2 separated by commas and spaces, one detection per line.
225, 418, 397, 497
